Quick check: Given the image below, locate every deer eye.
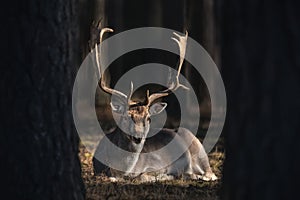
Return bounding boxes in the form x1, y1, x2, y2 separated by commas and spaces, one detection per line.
114, 105, 121, 110
110, 102, 124, 113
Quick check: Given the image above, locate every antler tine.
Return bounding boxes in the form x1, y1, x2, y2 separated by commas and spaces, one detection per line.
127, 82, 134, 104
172, 31, 187, 77
95, 28, 128, 100
146, 31, 189, 106
168, 30, 190, 91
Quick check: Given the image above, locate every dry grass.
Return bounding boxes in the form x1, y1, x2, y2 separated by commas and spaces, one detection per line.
79, 138, 224, 200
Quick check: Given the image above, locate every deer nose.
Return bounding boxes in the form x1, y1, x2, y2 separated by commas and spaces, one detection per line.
134, 124, 144, 134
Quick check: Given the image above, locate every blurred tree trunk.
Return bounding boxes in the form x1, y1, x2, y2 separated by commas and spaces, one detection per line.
79, 0, 105, 59
222, 1, 300, 200
2, 1, 85, 199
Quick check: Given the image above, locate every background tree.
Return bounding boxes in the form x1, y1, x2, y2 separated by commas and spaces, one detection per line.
221, 1, 300, 199
2, 0, 85, 199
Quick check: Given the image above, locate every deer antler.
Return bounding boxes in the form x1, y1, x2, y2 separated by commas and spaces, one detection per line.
146, 31, 189, 106
95, 28, 133, 101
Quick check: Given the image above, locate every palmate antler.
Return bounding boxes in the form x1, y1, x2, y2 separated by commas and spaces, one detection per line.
94, 28, 133, 104
145, 31, 189, 106
94, 28, 189, 106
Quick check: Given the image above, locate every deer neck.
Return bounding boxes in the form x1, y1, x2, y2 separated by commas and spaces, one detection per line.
113, 128, 146, 176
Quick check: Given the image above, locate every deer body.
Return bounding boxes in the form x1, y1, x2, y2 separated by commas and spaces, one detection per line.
92, 28, 217, 182
93, 126, 217, 181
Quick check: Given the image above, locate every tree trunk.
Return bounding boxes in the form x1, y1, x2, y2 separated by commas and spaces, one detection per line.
221, 1, 300, 199
2, 1, 85, 199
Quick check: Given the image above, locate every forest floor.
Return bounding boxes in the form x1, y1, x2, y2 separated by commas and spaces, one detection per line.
79, 137, 225, 200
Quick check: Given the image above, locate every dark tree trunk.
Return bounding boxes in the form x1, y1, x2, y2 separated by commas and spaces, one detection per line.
222, 1, 300, 200
79, 0, 102, 59
2, 1, 85, 199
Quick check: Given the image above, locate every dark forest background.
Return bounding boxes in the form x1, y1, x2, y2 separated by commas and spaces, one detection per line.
2, 0, 300, 199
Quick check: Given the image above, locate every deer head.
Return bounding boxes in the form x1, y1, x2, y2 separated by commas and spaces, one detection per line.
94, 28, 189, 144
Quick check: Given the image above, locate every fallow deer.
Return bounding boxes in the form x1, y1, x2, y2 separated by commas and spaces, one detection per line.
92, 28, 217, 182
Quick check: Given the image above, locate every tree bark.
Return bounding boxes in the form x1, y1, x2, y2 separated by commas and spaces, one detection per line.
2, 1, 85, 199
221, 1, 300, 199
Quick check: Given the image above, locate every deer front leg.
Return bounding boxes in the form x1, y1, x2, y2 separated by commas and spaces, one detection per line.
196, 156, 218, 181
187, 135, 218, 181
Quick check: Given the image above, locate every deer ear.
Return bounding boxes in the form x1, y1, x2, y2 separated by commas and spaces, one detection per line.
110, 102, 125, 113
149, 102, 167, 116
